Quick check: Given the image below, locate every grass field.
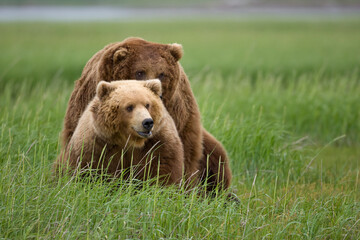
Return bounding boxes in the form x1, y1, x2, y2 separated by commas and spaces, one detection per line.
0, 19, 360, 238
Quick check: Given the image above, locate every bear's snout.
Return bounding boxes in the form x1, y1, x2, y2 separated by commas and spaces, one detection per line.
134, 118, 154, 139
142, 118, 154, 131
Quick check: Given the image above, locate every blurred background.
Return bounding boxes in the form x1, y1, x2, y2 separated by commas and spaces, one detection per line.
1, 0, 360, 21
1, 0, 360, 7
1, 1, 360, 238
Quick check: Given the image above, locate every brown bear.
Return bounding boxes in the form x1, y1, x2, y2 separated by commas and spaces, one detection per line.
61, 37, 232, 190
55, 79, 184, 185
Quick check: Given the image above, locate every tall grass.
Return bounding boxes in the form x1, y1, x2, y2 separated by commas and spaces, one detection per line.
0, 20, 359, 238
1, 74, 359, 238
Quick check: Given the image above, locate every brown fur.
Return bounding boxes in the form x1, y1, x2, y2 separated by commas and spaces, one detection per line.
61, 37, 232, 190
55, 80, 184, 185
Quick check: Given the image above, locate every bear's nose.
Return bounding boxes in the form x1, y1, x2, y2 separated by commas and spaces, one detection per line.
142, 118, 154, 131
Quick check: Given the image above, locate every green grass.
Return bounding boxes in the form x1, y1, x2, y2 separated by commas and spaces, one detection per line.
1, 20, 360, 238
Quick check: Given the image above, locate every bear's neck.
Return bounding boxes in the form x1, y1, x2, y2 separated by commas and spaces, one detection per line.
92, 120, 136, 151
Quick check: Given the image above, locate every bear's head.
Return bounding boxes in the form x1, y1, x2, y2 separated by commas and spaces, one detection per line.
91, 79, 164, 148
97, 37, 183, 105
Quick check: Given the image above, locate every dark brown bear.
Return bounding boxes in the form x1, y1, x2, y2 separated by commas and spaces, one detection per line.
61, 37, 232, 190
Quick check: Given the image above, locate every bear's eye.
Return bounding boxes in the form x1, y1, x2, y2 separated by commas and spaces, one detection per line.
126, 105, 134, 112
135, 71, 146, 80
145, 103, 150, 109
158, 73, 165, 81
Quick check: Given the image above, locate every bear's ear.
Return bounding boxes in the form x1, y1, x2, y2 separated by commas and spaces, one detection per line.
169, 43, 183, 61
144, 79, 162, 97
98, 43, 127, 81
113, 47, 128, 63
96, 81, 116, 100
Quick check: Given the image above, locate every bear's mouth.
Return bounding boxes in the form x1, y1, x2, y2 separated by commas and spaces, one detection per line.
136, 130, 152, 138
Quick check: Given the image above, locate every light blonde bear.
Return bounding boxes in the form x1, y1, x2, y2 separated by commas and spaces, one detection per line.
55, 79, 184, 185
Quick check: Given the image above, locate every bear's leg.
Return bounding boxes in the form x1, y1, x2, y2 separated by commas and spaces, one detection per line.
141, 134, 185, 186
199, 129, 232, 191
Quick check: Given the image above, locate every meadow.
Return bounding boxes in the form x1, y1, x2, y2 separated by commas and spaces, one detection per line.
0, 19, 359, 239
